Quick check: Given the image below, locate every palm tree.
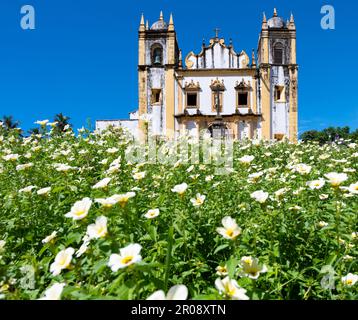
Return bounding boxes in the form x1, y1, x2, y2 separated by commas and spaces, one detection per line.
28, 127, 40, 135
54, 113, 71, 132
2, 115, 19, 130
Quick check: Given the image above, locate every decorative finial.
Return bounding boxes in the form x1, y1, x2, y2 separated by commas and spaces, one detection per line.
274, 8, 278, 17
202, 38, 206, 47
290, 12, 295, 23
214, 28, 220, 39
146, 20, 149, 30
251, 49, 256, 67
229, 38, 233, 46
159, 11, 164, 21
139, 13, 145, 32
168, 13, 174, 31
262, 12, 268, 30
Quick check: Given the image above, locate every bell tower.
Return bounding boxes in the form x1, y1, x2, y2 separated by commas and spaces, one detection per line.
138, 12, 180, 138
257, 9, 298, 142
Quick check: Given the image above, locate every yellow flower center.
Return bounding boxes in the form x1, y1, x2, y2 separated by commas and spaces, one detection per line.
58, 256, 68, 267
225, 284, 236, 297
74, 210, 85, 217
97, 226, 106, 235
121, 256, 133, 265
226, 228, 234, 237
346, 279, 353, 285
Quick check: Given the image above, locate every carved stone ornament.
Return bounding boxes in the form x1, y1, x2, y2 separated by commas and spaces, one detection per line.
210, 78, 226, 91
184, 79, 201, 91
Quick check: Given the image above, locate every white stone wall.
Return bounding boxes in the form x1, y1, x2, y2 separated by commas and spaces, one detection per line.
96, 120, 139, 137
186, 41, 250, 69
271, 66, 289, 137
179, 75, 254, 116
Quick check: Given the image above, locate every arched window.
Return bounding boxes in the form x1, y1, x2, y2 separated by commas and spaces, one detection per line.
273, 43, 284, 64
151, 45, 163, 65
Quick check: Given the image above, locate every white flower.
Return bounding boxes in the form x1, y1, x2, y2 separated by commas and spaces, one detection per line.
35, 120, 49, 126
38, 283, 65, 300
341, 273, 358, 286
318, 221, 328, 228
107, 164, 121, 174
216, 265, 228, 276
106, 147, 119, 154
147, 285, 188, 300
87, 216, 108, 239
215, 277, 249, 300
171, 183, 188, 195
95, 196, 118, 208
50, 248, 75, 276
47, 122, 58, 128
239, 256, 267, 279
110, 192, 136, 207
216, 216, 241, 240
324, 172, 348, 187
133, 171, 146, 180
319, 194, 329, 200
250, 190, 269, 203
248, 172, 264, 182
19, 185, 36, 193
65, 198, 92, 220
54, 163, 75, 172
275, 188, 287, 198
307, 179, 325, 190
238, 155, 255, 164
16, 163, 33, 171
144, 209, 160, 219
293, 163, 312, 175
92, 177, 111, 189
190, 193, 206, 207
42, 231, 57, 244
37, 187, 51, 195
3, 154, 20, 161
108, 243, 142, 272
348, 182, 358, 194
75, 241, 90, 258
352, 232, 358, 240
205, 175, 214, 182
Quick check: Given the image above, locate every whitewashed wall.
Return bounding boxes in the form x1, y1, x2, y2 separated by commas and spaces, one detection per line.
96, 120, 138, 137
180, 75, 254, 115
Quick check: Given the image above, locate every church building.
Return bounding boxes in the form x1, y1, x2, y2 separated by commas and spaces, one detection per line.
96, 9, 298, 142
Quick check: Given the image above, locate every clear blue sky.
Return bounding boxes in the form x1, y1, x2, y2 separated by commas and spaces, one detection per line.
0, 0, 357, 134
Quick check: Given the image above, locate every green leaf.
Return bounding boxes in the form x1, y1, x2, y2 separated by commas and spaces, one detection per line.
214, 244, 229, 254
227, 258, 239, 278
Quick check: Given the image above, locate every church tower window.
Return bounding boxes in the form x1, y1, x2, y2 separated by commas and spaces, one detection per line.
186, 93, 198, 108
238, 93, 248, 106
184, 80, 201, 109
273, 43, 284, 64
151, 89, 162, 104
274, 85, 286, 102
151, 45, 163, 65
235, 79, 252, 110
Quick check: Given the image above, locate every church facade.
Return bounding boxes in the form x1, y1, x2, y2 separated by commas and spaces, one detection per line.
96, 9, 298, 142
